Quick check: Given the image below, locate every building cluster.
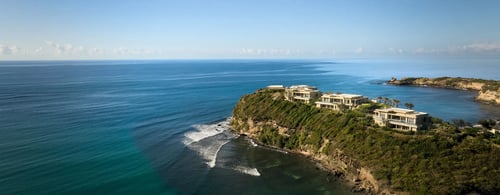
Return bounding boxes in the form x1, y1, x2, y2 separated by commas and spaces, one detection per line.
267, 84, 431, 132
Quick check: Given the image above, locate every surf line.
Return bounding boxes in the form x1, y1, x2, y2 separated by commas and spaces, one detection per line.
183, 118, 261, 176
207, 139, 231, 168
183, 118, 236, 167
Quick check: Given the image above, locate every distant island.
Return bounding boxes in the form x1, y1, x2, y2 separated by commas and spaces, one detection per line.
231, 85, 499, 194
388, 77, 500, 105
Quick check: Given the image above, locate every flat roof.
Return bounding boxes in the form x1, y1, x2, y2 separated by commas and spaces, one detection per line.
374, 108, 427, 115
289, 85, 317, 89
322, 93, 364, 98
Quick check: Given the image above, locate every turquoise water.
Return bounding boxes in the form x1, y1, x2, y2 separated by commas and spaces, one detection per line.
0, 59, 498, 194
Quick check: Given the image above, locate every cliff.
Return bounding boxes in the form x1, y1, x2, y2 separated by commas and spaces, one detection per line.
231, 89, 500, 194
388, 77, 500, 104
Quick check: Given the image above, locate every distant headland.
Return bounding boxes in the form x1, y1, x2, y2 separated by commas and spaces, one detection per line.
388, 77, 500, 105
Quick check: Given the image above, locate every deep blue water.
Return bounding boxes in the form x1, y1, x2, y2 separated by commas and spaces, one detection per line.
0, 59, 499, 194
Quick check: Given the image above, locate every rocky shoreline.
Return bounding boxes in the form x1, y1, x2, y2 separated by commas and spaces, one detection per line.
387, 77, 500, 105
232, 118, 396, 195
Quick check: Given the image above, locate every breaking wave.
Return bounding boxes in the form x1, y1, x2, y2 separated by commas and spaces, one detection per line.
183, 118, 232, 145
183, 118, 236, 168
183, 118, 261, 176
233, 166, 261, 176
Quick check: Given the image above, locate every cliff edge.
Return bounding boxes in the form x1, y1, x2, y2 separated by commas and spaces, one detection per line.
388, 77, 500, 105
231, 89, 500, 194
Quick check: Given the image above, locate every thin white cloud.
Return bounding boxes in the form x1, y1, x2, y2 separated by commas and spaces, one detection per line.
462, 43, 500, 52
354, 47, 364, 54
45, 41, 84, 55
389, 48, 406, 54
408, 42, 500, 55
0, 44, 20, 55
240, 48, 295, 56
34, 47, 43, 54
4, 40, 500, 59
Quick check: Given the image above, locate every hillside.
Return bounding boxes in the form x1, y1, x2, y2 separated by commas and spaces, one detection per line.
388, 77, 500, 104
231, 89, 500, 194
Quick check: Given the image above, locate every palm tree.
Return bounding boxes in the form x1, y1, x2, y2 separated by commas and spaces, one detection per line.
393, 99, 400, 108
404, 102, 414, 109
377, 96, 383, 103
383, 97, 389, 106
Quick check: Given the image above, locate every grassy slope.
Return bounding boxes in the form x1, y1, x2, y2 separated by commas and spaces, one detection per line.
232, 90, 500, 194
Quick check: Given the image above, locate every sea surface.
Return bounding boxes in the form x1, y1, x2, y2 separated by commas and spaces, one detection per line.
0, 59, 499, 194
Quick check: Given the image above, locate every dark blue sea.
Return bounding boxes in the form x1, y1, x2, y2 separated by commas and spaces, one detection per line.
0, 59, 499, 194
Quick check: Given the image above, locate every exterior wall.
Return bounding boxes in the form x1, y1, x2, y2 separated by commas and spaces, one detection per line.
373, 108, 431, 131
315, 94, 368, 111
266, 85, 285, 90
285, 85, 320, 104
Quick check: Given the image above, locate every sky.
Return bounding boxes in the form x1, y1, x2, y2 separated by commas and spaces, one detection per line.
1, 0, 500, 60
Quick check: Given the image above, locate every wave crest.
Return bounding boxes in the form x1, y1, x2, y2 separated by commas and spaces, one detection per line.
183, 118, 236, 168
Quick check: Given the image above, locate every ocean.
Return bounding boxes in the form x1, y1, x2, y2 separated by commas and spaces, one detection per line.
0, 59, 499, 194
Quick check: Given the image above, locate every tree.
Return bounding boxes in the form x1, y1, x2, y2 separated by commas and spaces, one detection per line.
404, 102, 414, 110
383, 97, 389, 107
392, 99, 401, 108
377, 96, 383, 103
478, 119, 495, 129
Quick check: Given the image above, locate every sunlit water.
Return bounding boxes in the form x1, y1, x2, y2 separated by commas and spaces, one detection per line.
0, 59, 498, 194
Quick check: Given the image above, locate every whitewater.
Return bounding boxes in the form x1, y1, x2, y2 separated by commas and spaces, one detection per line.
183, 118, 261, 176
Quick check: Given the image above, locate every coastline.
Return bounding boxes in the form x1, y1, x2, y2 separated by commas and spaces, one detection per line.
240, 133, 373, 194
233, 119, 385, 194
387, 77, 500, 105
231, 88, 500, 194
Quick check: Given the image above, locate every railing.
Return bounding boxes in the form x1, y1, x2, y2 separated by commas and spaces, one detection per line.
387, 119, 417, 126
374, 117, 416, 126
294, 96, 310, 99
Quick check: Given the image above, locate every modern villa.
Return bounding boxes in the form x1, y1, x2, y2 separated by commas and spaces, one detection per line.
373, 108, 431, 131
284, 85, 320, 104
315, 93, 369, 110
266, 85, 285, 90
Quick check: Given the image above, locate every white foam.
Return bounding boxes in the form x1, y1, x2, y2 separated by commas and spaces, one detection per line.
263, 161, 281, 169
207, 140, 231, 168
183, 118, 231, 145
248, 138, 258, 147
233, 166, 261, 177
284, 171, 302, 180
183, 118, 236, 168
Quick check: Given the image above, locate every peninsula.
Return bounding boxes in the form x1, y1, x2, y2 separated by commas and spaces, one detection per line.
388, 77, 500, 105
231, 85, 500, 194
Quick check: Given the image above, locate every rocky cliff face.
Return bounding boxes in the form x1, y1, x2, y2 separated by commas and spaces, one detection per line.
477, 89, 500, 104
232, 117, 390, 194
388, 77, 499, 104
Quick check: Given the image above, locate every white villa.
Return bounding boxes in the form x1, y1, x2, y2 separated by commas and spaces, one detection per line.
285, 85, 320, 104
373, 108, 431, 131
266, 85, 285, 90
315, 93, 369, 110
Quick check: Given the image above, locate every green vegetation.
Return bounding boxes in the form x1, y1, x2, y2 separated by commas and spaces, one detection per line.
404, 102, 414, 109
375, 96, 402, 108
389, 77, 500, 93
232, 89, 500, 194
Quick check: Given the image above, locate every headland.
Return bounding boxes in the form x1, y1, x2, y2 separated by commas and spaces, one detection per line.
231, 85, 500, 194
388, 77, 500, 105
